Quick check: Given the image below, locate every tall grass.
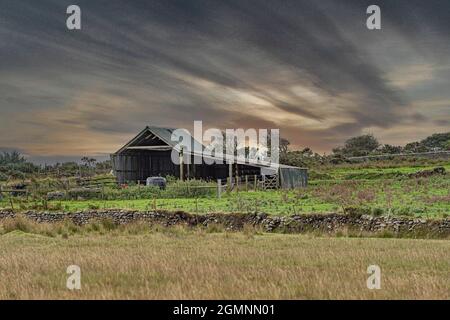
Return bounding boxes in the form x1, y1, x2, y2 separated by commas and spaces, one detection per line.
67, 179, 217, 200
0, 229, 448, 299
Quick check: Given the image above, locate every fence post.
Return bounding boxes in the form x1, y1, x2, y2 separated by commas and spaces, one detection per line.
217, 179, 222, 199
186, 161, 190, 180
195, 197, 198, 213
228, 163, 233, 191
254, 175, 257, 190
235, 163, 239, 193
179, 148, 184, 181
245, 175, 248, 192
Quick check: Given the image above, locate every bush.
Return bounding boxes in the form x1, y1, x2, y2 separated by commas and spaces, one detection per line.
395, 207, 414, 217
67, 188, 101, 200
344, 206, 370, 217
88, 203, 100, 210
2, 215, 33, 233
100, 218, 118, 231
78, 179, 216, 200
164, 179, 216, 198
371, 208, 384, 217
343, 171, 403, 180
47, 191, 66, 201
308, 170, 333, 180
0, 172, 8, 181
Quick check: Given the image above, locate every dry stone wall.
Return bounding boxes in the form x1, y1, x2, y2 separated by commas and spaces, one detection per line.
0, 210, 449, 237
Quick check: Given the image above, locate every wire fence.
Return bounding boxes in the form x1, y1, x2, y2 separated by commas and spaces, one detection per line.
347, 150, 450, 161
0, 173, 281, 203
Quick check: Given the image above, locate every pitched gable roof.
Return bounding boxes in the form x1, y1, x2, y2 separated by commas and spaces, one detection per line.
114, 126, 205, 154
114, 126, 306, 170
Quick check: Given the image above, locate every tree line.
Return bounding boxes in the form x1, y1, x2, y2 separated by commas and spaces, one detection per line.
280, 132, 450, 167
0, 131, 449, 181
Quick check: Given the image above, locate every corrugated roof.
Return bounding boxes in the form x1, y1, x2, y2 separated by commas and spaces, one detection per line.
114, 126, 306, 170
146, 126, 205, 152
114, 126, 205, 154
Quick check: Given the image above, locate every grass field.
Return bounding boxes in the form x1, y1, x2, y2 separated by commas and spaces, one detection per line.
1, 162, 449, 218
0, 227, 448, 299
312, 163, 450, 180
2, 174, 448, 218
0, 163, 449, 300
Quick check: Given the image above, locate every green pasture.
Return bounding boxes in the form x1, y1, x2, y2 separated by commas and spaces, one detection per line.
2, 174, 448, 218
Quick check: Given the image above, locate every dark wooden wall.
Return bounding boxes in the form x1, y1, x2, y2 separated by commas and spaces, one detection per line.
111, 150, 261, 184
111, 150, 177, 184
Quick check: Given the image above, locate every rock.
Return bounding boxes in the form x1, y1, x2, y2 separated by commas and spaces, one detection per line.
0, 209, 448, 237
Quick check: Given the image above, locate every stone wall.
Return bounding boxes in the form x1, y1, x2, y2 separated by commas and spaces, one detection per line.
0, 210, 449, 237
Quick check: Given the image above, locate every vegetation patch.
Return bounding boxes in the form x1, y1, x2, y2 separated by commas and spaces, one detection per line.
0, 229, 448, 299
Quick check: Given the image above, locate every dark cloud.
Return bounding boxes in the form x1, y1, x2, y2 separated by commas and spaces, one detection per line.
0, 0, 449, 161
434, 119, 450, 126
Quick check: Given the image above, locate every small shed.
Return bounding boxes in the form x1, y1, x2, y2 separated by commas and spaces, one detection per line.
279, 165, 308, 189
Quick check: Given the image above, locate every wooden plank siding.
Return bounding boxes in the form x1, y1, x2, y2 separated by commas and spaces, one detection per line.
112, 150, 262, 184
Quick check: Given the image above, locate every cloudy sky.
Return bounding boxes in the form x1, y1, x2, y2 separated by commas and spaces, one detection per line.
0, 0, 449, 163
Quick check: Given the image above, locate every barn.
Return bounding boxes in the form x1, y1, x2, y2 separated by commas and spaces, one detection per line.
111, 126, 308, 189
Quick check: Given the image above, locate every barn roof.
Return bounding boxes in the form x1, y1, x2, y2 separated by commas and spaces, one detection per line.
114, 126, 306, 170
114, 126, 205, 155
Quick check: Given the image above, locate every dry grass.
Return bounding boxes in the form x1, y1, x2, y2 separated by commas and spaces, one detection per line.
0, 222, 448, 300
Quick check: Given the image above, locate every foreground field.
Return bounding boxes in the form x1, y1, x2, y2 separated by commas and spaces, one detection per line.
0, 228, 448, 299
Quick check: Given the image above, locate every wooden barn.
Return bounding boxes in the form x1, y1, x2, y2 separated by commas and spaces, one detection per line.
111, 126, 307, 188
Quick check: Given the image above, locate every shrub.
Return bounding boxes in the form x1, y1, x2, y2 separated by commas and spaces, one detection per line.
100, 218, 118, 231
88, 203, 100, 210
377, 229, 395, 238
67, 188, 101, 200
344, 207, 370, 217
2, 215, 33, 233
103, 185, 162, 200
47, 191, 66, 201
205, 223, 224, 233
308, 170, 333, 180
0, 172, 8, 181
163, 179, 216, 198
87, 179, 216, 200
371, 207, 384, 217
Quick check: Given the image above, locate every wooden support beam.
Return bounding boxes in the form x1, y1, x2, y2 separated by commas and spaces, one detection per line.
187, 159, 190, 180
179, 148, 184, 181
126, 146, 172, 151
217, 179, 222, 199
228, 162, 233, 191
